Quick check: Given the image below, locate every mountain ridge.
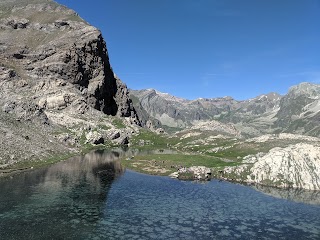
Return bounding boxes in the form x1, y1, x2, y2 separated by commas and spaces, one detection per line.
130, 82, 320, 137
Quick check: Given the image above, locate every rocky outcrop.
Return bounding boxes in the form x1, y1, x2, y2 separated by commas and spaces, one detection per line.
131, 83, 320, 137
130, 89, 191, 129
85, 131, 104, 145
170, 166, 211, 180
189, 120, 241, 137
220, 143, 320, 190
246, 133, 320, 143
130, 89, 281, 135
0, 0, 140, 167
0, 0, 139, 123
274, 82, 320, 136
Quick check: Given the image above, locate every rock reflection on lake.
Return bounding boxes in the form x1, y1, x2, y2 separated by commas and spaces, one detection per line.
0, 149, 319, 240
253, 184, 320, 205
0, 149, 126, 240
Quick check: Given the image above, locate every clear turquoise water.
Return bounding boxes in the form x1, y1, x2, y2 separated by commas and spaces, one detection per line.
0, 150, 320, 239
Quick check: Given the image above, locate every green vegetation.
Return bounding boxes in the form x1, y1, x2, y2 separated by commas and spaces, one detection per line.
206, 142, 263, 160
80, 144, 110, 154
131, 129, 179, 148
125, 126, 313, 178
79, 131, 87, 146
127, 129, 246, 176
162, 125, 184, 134
97, 124, 111, 131
112, 118, 126, 129
121, 153, 240, 176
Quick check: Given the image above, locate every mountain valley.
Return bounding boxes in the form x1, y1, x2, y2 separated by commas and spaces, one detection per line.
0, 0, 319, 192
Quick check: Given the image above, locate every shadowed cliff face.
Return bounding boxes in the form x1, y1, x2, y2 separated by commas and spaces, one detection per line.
0, 0, 140, 167
62, 32, 119, 116
0, 0, 139, 121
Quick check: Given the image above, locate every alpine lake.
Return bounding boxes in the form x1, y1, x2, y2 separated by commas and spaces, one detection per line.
0, 149, 320, 240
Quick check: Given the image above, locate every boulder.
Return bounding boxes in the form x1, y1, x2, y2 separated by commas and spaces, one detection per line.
85, 131, 104, 145
170, 166, 211, 180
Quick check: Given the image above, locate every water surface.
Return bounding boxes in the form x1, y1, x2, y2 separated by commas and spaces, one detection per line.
0, 149, 319, 239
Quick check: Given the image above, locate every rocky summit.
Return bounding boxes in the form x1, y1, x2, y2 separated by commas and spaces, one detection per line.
0, 0, 140, 169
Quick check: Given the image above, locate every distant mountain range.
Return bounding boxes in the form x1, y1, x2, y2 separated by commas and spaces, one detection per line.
130, 82, 320, 137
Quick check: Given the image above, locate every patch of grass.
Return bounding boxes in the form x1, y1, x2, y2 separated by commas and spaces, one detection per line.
207, 145, 256, 160
162, 125, 184, 134
97, 124, 111, 131
131, 129, 253, 162
121, 153, 240, 176
112, 118, 126, 129
80, 143, 112, 154
131, 129, 179, 149
178, 171, 194, 180
205, 140, 298, 160
52, 126, 73, 136
79, 131, 87, 145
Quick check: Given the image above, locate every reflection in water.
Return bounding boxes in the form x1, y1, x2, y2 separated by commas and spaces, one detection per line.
253, 184, 320, 205
0, 149, 319, 239
0, 149, 125, 240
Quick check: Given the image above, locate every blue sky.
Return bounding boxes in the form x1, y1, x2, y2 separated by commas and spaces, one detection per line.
56, 0, 320, 100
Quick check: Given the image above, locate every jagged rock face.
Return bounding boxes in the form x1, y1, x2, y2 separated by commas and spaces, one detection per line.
130, 89, 192, 128
274, 83, 320, 135
132, 83, 320, 137
250, 143, 320, 190
0, 0, 140, 167
130, 89, 238, 129
0, 0, 139, 123
130, 89, 281, 134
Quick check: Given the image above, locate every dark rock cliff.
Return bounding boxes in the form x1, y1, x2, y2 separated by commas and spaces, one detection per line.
0, 0, 140, 124
0, 0, 140, 167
